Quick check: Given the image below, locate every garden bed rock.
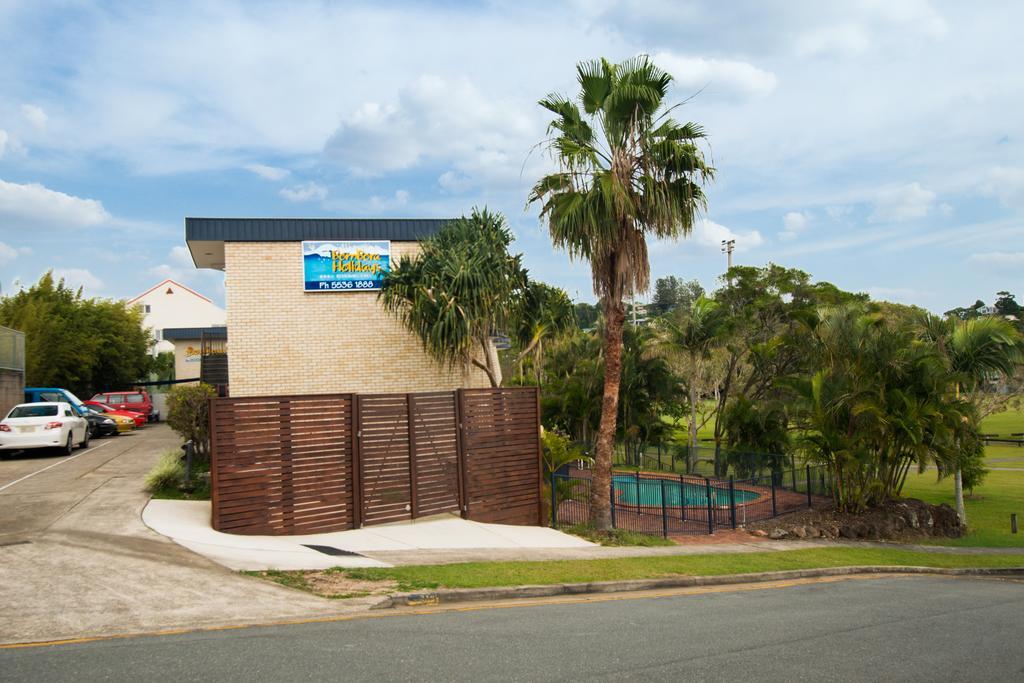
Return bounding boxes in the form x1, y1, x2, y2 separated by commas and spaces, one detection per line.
747, 498, 962, 542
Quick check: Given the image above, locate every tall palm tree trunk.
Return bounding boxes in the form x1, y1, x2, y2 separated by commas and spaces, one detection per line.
590, 302, 626, 531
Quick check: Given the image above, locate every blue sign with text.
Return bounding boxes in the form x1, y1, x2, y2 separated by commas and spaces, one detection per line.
302, 240, 391, 292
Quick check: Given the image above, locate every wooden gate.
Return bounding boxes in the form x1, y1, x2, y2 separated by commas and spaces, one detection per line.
210, 388, 541, 535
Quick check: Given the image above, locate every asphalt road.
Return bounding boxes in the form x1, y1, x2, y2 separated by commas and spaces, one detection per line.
0, 425, 372, 645
2, 575, 1022, 681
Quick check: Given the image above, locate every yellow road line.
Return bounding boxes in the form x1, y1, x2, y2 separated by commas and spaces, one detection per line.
0, 573, 906, 650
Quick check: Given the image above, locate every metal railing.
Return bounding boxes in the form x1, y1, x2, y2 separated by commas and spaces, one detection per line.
552, 464, 830, 538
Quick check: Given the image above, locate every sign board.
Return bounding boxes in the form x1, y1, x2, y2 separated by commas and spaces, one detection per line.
302, 240, 391, 292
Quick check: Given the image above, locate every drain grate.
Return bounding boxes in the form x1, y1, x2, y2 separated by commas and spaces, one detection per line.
302, 544, 363, 557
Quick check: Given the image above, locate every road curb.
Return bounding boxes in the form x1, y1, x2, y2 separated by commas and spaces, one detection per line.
375, 565, 1024, 609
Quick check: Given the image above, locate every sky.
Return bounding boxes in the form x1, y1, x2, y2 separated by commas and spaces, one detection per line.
0, 0, 1022, 312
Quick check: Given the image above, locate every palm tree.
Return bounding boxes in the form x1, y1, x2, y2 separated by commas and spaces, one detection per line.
512, 281, 576, 386
651, 296, 729, 472
529, 56, 713, 530
917, 314, 1023, 524
381, 207, 527, 387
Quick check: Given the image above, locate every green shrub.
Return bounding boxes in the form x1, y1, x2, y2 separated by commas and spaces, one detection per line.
145, 450, 185, 493
166, 383, 217, 460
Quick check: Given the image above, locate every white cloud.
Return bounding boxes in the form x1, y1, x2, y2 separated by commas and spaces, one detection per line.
0, 243, 32, 265
244, 163, 290, 181
779, 210, 810, 240
279, 181, 327, 203
796, 24, 872, 57
980, 166, 1024, 209
826, 205, 853, 221
368, 189, 410, 212
692, 218, 764, 250
870, 182, 936, 222
324, 75, 540, 184
438, 170, 473, 193
653, 52, 778, 97
0, 129, 7, 157
52, 268, 104, 292
20, 104, 48, 131
0, 242, 18, 265
969, 252, 1024, 268
0, 179, 110, 228
865, 286, 922, 304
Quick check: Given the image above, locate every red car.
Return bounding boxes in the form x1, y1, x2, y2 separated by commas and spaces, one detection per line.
83, 401, 146, 428
90, 390, 159, 423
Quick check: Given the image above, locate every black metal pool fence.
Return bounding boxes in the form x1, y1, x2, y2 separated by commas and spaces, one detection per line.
551, 464, 830, 537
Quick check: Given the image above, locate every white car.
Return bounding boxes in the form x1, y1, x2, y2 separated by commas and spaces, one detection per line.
0, 402, 90, 454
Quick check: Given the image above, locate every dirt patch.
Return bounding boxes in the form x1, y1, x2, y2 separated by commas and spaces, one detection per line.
670, 529, 771, 545
305, 572, 398, 599
247, 569, 399, 599
746, 498, 962, 542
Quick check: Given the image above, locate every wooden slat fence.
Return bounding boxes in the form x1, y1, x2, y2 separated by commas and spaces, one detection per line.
460, 389, 544, 526
210, 387, 541, 535
210, 394, 356, 535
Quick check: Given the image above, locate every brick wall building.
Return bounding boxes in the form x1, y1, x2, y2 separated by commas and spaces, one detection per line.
185, 218, 496, 397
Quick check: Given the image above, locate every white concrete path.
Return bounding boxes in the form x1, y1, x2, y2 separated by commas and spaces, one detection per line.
143, 500, 594, 571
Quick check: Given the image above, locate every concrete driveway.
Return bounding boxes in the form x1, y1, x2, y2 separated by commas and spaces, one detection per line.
0, 425, 376, 645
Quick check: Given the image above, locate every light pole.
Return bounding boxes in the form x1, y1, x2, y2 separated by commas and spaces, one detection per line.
721, 239, 735, 271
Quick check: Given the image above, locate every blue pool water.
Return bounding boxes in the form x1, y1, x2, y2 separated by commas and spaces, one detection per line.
612, 475, 760, 507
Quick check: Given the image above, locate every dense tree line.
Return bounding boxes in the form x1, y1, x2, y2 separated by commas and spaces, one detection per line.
0, 272, 153, 397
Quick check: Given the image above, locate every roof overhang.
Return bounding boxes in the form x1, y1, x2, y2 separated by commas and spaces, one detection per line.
185, 217, 452, 270
162, 326, 228, 341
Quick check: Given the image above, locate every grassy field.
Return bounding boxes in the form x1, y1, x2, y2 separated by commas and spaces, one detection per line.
902, 469, 1022, 547
897, 406, 1024, 548
339, 547, 1022, 591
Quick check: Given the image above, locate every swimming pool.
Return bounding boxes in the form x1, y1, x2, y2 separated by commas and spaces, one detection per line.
612, 475, 761, 507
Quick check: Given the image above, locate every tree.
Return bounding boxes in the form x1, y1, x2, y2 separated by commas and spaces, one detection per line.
151, 351, 176, 382
789, 305, 972, 513
706, 264, 865, 474
573, 302, 600, 330
652, 296, 728, 471
916, 313, 1023, 524
511, 281, 575, 386
615, 324, 678, 466
529, 56, 713, 530
721, 395, 790, 478
166, 383, 218, 459
650, 276, 704, 316
994, 291, 1021, 318
0, 271, 153, 397
381, 208, 528, 387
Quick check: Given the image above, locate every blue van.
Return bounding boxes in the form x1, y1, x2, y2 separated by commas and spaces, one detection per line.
24, 388, 90, 416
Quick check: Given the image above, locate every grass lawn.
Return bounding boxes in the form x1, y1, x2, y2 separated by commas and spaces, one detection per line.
896, 405, 1023, 548
980, 406, 1024, 436
339, 547, 1022, 591
902, 468, 1022, 547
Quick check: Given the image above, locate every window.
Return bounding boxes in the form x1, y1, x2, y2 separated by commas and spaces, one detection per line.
126, 394, 144, 404
64, 409, 73, 417
107, 394, 125, 404
9, 405, 58, 418
39, 392, 62, 402
145, 304, 151, 313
